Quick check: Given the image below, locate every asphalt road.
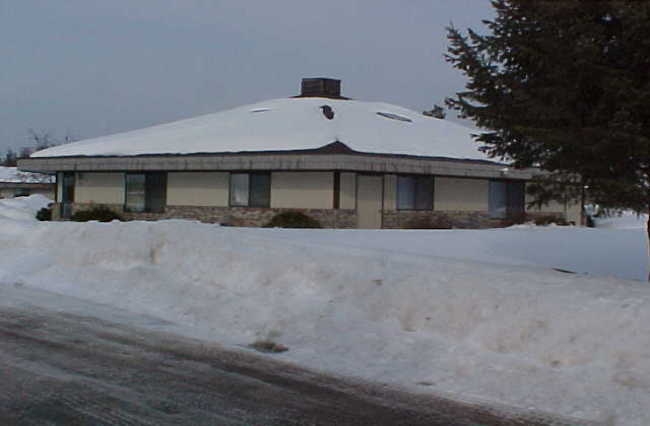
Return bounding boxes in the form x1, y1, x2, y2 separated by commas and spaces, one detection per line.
0, 298, 596, 426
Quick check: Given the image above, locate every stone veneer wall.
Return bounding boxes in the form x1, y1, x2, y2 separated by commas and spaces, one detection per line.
54, 203, 565, 229
58, 203, 357, 228
382, 210, 503, 229
382, 210, 567, 229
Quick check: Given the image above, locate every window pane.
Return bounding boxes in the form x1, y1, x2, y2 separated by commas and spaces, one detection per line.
62, 172, 75, 203
507, 181, 525, 215
397, 176, 416, 210
249, 173, 270, 207
489, 181, 507, 218
146, 172, 167, 213
415, 176, 434, 210
125, 174, 146, 212
230, 173, 249, 206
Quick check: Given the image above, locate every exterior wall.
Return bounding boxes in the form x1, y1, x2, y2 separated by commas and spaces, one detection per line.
47, 170, 584, 228
167, 172, 228, 207
339, 172, 356, 209
435, 177, 489, 211
270, 172, 333, 209
525, 187, 582, 224
75, 172, 124, 204
59, 202, 357, 228
565, 200, 582, 225
383, 174, 397, 211
383, 210, 501, 229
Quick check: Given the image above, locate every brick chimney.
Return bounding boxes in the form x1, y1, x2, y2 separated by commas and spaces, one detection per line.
299, 78, 342, 98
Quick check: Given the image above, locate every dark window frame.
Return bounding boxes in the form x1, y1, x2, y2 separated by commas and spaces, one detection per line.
488, 179, 525, 218
333, 171, 340, 209
124, 172, 167, 213
229, 172, 271, 208
61, 172, 75, 219
396, 174, 434, 211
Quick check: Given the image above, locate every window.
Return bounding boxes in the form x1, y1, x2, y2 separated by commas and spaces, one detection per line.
61, 172, 75, 219
489, 180, 524, 218
125, 174, 146, 212
397, 175, 434, 210
230, 173, 270, 207
125, 172, 167, 213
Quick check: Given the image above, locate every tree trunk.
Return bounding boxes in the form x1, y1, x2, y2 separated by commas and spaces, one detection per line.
647, 211, 650, 282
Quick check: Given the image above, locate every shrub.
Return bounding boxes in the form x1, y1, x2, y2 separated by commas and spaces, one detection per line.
35, 207, 52, 221
70, 206, 123, 222
264, 211, 321, 228
533, 214, 569, 226
500, 212, 529, 227
404, 214, 452, 229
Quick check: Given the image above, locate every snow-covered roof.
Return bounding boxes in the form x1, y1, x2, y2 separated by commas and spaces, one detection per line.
0, 167, 53, 184
32, 98, 490, 161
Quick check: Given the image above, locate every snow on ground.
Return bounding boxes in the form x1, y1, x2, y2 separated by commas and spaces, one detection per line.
594, 211, 648, 230
1, 196, 649, 425
0, 194, 51, 223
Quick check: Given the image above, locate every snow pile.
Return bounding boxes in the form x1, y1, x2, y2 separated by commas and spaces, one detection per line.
0, 200, 649, 424
0, 194, 51, 222
594, 211, 648, 230
31, 98, 491, 161
261, 226, 648, 282
0, 166, 53, 183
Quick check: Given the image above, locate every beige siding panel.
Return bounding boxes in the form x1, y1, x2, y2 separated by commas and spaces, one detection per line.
339, 172, 356, 210
75, 172, 124, 204
525, 190, 566, 214
383, 174, 397, 211
435, 177, 488, 211
526, 191, 583, 225
270, 172, 333, 209
167, 172, 228, 206
566, 200, 582, 225
357, 175, 383, 228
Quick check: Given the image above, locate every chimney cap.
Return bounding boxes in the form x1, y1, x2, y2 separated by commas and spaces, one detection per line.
298, 77, 346, 99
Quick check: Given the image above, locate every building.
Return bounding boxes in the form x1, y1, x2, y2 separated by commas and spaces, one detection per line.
0, 167, 54, 199
18, 78, 580, 228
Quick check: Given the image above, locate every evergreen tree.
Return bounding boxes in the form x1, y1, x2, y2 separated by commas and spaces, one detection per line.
445, 0, 650, 271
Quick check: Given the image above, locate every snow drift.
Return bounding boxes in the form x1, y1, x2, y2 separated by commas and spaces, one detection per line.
1, 196, 649, 425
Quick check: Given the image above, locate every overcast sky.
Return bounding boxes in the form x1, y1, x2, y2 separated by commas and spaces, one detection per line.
0, 0, 493, 152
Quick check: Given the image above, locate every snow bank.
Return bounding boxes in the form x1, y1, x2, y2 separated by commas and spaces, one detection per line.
0, 199, 648, 424
594, 211, 648, 230
0, 194, 51, 222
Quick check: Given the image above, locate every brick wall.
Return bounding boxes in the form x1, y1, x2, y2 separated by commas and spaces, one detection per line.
382, 210, 503, 229
53, 202, 564, 229
56, 203, 357, 228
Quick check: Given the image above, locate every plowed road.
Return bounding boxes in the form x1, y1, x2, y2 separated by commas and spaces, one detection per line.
0, 286, 595, 426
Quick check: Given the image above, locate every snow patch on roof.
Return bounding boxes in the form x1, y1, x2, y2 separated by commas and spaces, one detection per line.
0, 167, 53, 184
32, 98, 491, 161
